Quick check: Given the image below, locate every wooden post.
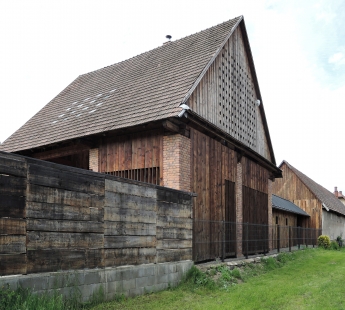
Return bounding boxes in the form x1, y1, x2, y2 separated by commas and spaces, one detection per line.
298, 227, 301, 250
289, 226, 291, 252
222, 221, 225, 262
245, 222, 249, 259
277, 225, 280, 253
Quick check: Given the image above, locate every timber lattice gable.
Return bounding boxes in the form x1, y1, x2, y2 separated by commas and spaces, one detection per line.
187, 26, 271, 162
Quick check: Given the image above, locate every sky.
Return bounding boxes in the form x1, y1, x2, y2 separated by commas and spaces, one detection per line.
1, 0, 344, 193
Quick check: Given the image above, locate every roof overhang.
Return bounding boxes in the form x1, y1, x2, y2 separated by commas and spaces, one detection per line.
181, 110, 282, 178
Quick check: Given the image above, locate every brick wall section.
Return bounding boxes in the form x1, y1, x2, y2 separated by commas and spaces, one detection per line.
162, 134, 191, 191
268, 178, 273, 250
89, 148, 99, 172
236, 159, 243, 257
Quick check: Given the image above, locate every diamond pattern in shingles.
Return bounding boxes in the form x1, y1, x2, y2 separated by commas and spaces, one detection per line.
0, 17, 241, 153
283, 161, 345, 216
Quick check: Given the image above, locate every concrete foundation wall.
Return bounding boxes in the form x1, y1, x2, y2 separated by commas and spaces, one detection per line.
322, 210, 345, 240
0, 260, 193, 302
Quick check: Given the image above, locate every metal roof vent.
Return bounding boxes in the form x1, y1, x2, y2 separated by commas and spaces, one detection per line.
163, 35, 172, 45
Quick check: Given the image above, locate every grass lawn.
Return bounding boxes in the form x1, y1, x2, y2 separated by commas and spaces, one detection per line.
91, 249, 345, 310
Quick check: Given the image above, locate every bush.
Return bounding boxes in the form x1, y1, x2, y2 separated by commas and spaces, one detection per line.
336, 236, 343, 247
183, 266, 216, 290
318, 235, 331, 249
330, 240, 340, 250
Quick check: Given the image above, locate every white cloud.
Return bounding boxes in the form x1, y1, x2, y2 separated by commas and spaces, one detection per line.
328, 52, 345, 65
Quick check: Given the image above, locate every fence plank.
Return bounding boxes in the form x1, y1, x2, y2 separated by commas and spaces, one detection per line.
104, 248, 156, 267
105, 179, 157, 198
27, 232, 104, 250
104, 236, 156, 249
27, 219, 103, 233
27, 184, 103, 208
157, 216, 192, 229
156, 248, 192, 263
156, 227, 192, 239
0, 175, 26, 195
28, 163, 105, 195
0, 254, 27, 275
0, 194, 25, 218
0, 155, 27, 177
104, 222, 156, 236
0, 236, 26, 254
105, 192, 157, 211
26, 202, 103, 222
157, 201, 191, 217
104, 207, 156, 223
0, 218, 26, 235
157, 239, 192, 249
27, 249, 104, 273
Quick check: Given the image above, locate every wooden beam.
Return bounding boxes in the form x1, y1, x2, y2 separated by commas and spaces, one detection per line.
33, 144, 91, 160
162, 120, 180, 133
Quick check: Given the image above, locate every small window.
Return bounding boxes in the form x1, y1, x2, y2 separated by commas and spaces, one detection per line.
276, 216, 278, 225
286, 218, 288, 226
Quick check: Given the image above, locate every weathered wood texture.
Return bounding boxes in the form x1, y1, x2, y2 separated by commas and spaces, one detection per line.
25, 158, 105, 273
0, 151, 193, 276
104, 180, 192, 266
190, 128, 271, 261
242, 157, 268, 193
242, 186, 268, 254
156, 188, 193, 263
272, 210, 298, 248
187, 27, 271, 161
272, 162, 322, 229
99, 131, 163, 185
0, 153, 27, 274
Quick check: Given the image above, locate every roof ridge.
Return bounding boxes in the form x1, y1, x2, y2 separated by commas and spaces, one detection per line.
79, 16, 242, 77
283, 160, 328, 193
282, 160, 345, 216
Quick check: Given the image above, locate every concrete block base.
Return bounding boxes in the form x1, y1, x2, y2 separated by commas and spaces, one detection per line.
0, 260, 193, 302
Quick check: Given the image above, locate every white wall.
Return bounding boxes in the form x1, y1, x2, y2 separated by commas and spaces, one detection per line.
322, 210, 345, 240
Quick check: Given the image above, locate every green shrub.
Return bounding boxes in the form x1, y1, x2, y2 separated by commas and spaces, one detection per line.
232, 268, 242, 280
318, 235, 331, 249
330, 240, 340, 250
183, 266, 216, 290
336, 236, 343, 247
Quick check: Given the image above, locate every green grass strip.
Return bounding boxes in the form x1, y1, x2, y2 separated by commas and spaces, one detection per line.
91, 248, 345, 310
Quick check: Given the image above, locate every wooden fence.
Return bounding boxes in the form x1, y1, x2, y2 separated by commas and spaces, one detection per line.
0, 151, 193, 276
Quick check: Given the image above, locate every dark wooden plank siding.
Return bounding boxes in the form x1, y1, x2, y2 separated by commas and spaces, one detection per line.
191, 128, 236, 261
272, 209, 298, 248
242, 186, 268, 254
156, 189, 193, 263
99, 130, 163, 185
242, 157, 268, 194
0, 152, 193, 275
26, 159, 105, 273
0, 154, 27, 275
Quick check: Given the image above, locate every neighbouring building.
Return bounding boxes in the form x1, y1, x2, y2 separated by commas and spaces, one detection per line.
272, 194, 310, 248
0, 16, 282, 261
273, 161, 345, 240
334, 187, 345, 205
272, 194, 310, 228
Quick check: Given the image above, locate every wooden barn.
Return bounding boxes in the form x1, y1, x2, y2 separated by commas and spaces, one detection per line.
273, 161, 345, 240
0, 16, 282, 261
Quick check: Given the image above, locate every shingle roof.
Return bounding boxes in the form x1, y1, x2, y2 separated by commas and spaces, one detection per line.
272, 194, 309, 217
0, 17, 242, 153
282, 160, 345, 216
